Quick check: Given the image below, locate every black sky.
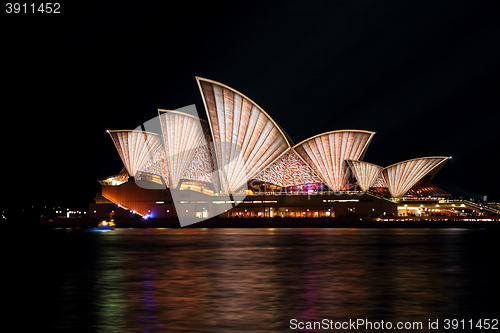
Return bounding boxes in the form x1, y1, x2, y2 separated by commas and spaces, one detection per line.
2, 0, 500, 209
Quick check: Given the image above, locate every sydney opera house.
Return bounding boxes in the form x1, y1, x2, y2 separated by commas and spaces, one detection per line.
91, 77, 455, 222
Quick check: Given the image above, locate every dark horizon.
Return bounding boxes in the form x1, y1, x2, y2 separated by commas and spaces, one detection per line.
2, 1, 500, 211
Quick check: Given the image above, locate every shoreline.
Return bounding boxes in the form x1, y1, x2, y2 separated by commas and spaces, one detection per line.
39, 217, 500, 229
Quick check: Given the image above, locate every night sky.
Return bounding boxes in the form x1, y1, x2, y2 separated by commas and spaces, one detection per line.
2, 1, 500, 211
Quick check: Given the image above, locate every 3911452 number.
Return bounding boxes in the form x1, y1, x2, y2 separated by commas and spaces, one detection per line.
443, 319, 498, 330
6, 3, 60, 14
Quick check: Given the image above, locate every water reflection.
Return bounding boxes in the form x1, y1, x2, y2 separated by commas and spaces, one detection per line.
94, 232, 126, 331
38, 228, 500, 332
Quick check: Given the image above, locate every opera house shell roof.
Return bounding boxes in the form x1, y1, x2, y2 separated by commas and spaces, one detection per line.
104, 77, 449, 199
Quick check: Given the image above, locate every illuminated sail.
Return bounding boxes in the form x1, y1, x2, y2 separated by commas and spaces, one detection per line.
382, 157, 449, 198
158, 110, 208, 189
197, 77, 290, 193
346, 160, 383, 192
108, 130, 163, 178
293, 130, 374, 191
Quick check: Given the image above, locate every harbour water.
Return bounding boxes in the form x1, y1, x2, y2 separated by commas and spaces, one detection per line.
36, 228, 500, 332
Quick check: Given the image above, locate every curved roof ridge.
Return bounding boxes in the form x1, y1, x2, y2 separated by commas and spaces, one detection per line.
107, 129, 161, 137
158, 109, 208, 123
383, 156, 449, 170
344, 159, 383, 168
292, 129, 375, 149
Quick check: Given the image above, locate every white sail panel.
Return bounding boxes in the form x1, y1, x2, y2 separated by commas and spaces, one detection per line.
294, 130, 374, 191
197, 77, 290, 193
